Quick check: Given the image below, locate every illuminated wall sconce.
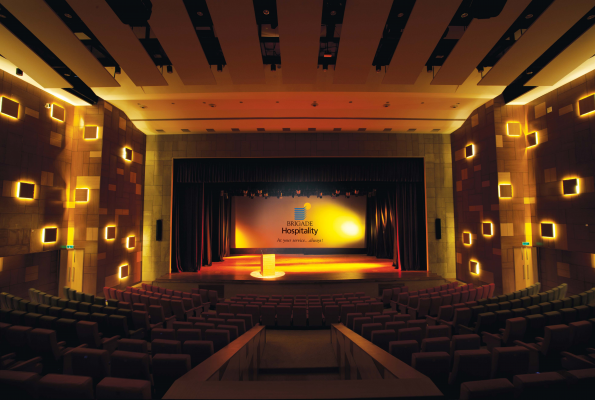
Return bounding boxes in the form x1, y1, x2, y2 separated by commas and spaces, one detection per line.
526, 132, 538, 147
482, 222, 493, 236
0, 96, 19, 119
465, 144, 474, 158
470, 260, 479, 275
84, 126, 98, 140
578, 94, 595, 116
499, 184, 512, 198
463, 232, 472, 245
541, 222, 555, 238
51, 104, 65, 122
105, 226, 116, 240
17, 182, 35, 199
127, 236, 136, 249
119, 264, 129, 279
75, 188, 89, 202
123, 147, 133, 161
506, 122, 522, 137
563, 178, 579, 195
43, 227, 58, 243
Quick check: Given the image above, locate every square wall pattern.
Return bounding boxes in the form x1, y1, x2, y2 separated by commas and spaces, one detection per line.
142, 133, 456, 281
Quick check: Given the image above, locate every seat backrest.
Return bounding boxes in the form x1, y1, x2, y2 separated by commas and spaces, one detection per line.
449, 349, 491, 385
76, 321, 101, 348
541, 325, 571, 355
412, 351, 450, 380
205, 329, 230, 352
71, 348, 110, 385
28, 328, 62, 361
502, 317, 527, 345
491, 346, 530, 380
454, 307, 472, 326
110, 350, 151, 381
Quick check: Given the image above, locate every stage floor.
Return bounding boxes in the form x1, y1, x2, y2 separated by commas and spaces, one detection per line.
155, 254, 437, 284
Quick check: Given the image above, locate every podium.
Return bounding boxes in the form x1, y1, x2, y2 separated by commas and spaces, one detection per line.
260, 254, 276, 277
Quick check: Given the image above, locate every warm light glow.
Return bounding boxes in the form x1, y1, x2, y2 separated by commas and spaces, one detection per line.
17, 181, 35, 200
526, 132, 538, 148
562, 178, 580, 196
482, 222, 493, 237
506, 122, 522, 137
84, 126, 99, 140
123, 147, 133, 161
499, 184, 513, 198
50, 104, 65, 122
119, 264, 129, 279
470, 260, 480, 275
465, 144, 474, 158
463, 232, 472, 245
578, 93, 595, 116
127, 236, 135, 249
105, 226, 116, 240
42, 227, 58, 243
75, 188, 89, 203
0, 96, 20, 119
250, 270, 286, 279
541, 222, 556, 238
341, 221, 360, 236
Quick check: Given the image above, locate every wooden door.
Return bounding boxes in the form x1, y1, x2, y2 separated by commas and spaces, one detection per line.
64, 249, 84, 293
514, 247, 537, 291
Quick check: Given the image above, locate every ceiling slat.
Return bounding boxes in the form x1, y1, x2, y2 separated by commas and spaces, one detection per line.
431, 0, 531, 86
526, 24, 595, 86
276, 0, 323, 84
383, 0, 462, 85
66, 0, 167, 87
333, 0, 393, 84
205, 0, 265, 84
149, 0, 215, 86
0, 24, 72, 89
479, 0, 595, 86
1, 0, 119, 88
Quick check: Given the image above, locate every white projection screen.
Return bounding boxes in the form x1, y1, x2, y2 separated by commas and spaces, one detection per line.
232, 196, 367, 248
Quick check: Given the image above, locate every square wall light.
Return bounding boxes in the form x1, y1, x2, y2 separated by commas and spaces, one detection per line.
499, 184, 512, 198
563, 179, 579, 195
465, 144, 474, 158
463, 232, 472, 245
507, 122, 522, 137
470, 260, 479, 275
43, 227, 58, 243
119, 264, 129, 279
84, 126, 98, 139
51, 104, 65, 122
123, 148, 133, 161
75, 188, 89, 202
17, 182, 35, 199
578, 94, 595, 116
526, 132, 537, 147
105, 226, 116, 240
127, 236, 135, 249
541, 223, 555, 238
1, 96, 19, 119
482, 222, 493, 236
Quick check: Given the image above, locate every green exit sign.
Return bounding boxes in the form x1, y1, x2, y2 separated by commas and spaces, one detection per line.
522, 242, 530, 246
61, 245, 75, 249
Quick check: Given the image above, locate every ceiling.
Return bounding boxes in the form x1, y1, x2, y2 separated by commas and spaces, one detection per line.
1, 0, 595, 135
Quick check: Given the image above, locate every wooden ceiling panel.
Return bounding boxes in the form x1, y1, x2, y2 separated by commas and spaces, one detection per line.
431, 0, 531, 86
479, 0, 595, 86
333, 0, 393, 84
0, 24, 72, 89
66, 0, 167, 87
205, 0, 265, 84
149, 0, 215, 85
383, 0, 462, 85
276, 0, 323, 84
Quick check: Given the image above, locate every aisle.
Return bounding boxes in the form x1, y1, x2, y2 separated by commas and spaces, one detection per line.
258, 329, 340, 381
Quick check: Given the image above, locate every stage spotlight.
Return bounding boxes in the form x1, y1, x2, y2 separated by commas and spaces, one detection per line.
264, 192, 268, 199
354, 189, 359, 196
250, 193, 254, 199
346, 192, 350, 198
243, 190, 247, 197
296, 189, 301, 195
257, 190, 262, 197
335, 189, 340, 195
319, 192, 323, 199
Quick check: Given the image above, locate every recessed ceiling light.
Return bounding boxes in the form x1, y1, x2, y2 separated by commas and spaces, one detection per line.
0, 14, 7, 18
525, 14, 533, 19
330, 10, 337, 15
461, 13, 468, 18
197, 11, 204, 16
588, 15, 595, 20
397, 13, 404, 17
435, 55, 444, 59
64, 13, 72, 18
154, 54, 162, 58
526, 71, 533, 75
263, 9, 269, 15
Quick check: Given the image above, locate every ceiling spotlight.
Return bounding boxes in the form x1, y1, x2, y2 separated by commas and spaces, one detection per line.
115, 66, 121, 75
217, 64, 223, 72
64, 13, 72, 18
461, 13, 468, 18
197, 11, 204, 16
257, 190, 262, 197
323, 64, 328, 72
526, 71, 533, 75
250, 193, 254, 199
271, 64, 276, 72
0, 14, 6, 18
264, 192, 268, 199
15, 68, 23, 76
63, 71, 71, 77
397, 12, 404, 17
376, 65, 382, 73
588, 15, 595, 20
296, 189, 301, 195
335, 189, 340, 195
354, 190, 359, 196
525, 14, 533, 19
243, 190, 248, 197
330, 10, 337, 16
166, 65, 173, 74
346, 192, 350, 198
263, 9, 269, 15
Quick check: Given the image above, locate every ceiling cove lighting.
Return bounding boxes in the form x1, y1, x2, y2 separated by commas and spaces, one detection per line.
75, 188, 89, 202
0, 96, 20, 119
17, 182, 35, 199
127, 236, 136, 249
119, 264, 129, 279
499, 184, 513, 198
541, 223, 555, 238
562, 178, 579, 195
463, 232, 472, 245
123, 148, 133, 162
578, 94, 595, 116
470, 260, 480, 275
506, 122, 522, 137
465, 144, 474, 158
43, 227, 58, 243
84, 126, 98, 140
526, 132, 538, 147
482, 222, 493, 236
105, 226, 116, 240
51, 104, 65, 122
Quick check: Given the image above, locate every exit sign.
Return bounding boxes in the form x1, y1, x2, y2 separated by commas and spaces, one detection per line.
61, 245, 75, 249
522, 242, 530, 246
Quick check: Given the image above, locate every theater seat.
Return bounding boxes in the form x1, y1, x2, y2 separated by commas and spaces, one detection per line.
0, 370, 40, 399
37, 374, 93, 399
411, 352, 450, 383
371, 329, 397, 352
388, 340, 419, 365
353, 317, 372, 335
490, 346, 530, 380
459, 378, 514, 399
152, 339, 181, 355
182, 340, 214, 367
324, 305, 339, 326
176, 329, 202, 343
205, 329, 230, 352
448, 349, 491, 387
69, 348, 110, 386
421, 337, 450, 353
513, 371, 567, 399
110, 351, 152, 383
152, 354, 191, 397
116, 339, 148, 354
95, 377, 151, 399
361, 323, 383, 341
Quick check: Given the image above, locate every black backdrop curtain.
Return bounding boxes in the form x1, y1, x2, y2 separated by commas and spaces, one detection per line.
172, 158, 426, 272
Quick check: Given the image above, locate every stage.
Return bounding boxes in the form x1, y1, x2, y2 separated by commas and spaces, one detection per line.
153, 255, 447, 298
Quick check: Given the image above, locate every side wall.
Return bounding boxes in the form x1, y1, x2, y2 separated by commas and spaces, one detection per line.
142, 132, 455, 281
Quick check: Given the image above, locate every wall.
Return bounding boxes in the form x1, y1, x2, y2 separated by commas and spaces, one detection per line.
142, 132, 455, 281
452, 70, 595, 296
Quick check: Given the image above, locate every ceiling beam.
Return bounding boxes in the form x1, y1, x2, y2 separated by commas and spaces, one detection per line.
333, 0, 393, 84
479, 0, 595, 86
67, 0, 168, 87
383, 0, 462, 85
205, 0, 265, 84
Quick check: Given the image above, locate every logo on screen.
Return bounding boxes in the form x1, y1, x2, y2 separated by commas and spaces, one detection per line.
294, 203, 311, 220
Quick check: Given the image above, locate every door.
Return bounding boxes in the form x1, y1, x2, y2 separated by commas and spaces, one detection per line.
61, 249, 84, 293
514, 247, 537, 291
